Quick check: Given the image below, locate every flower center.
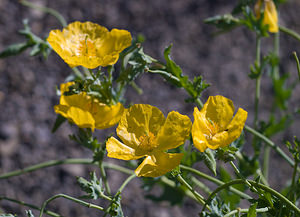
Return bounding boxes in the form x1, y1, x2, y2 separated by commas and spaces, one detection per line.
138, 132, 156, 153
205, 120, 220, 139
76, 36, 97, 57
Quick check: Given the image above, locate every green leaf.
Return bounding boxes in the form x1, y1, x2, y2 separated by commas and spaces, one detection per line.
25, 210, 35, 217
204, 14, 241, 31
0, 42, 30, 58
77, 172, 105, 200
0, 215, 15, 217
247, 202, 257, 217
51, 114, 67, 133
203, 149, 217, 176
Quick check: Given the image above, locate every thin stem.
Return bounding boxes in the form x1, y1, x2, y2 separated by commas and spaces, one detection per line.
20, 0, 67, 27
191, 176, 212, 195
254, 36, 261, 131
0, 196, 62, 217
130, 81, 143, 95
229, 161, 256, 192
200, 179, 300, 215
118, 174, 136, 193
0, 158, 94, 179
180, 165, 252, 200
176, 174, 207, 206
72, 67, 84, 79
223, 207, 269, 217
244, 125, 300, 173
292, 52, 300, 80
39, 194, 104, 217
99, 162, 111, 196
290, 160, 299, 202
279, 26, 300, 42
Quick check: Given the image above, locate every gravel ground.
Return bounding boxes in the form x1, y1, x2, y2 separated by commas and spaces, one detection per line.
0, 0, 299, 216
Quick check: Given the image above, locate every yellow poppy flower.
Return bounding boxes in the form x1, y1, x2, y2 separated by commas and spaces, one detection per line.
255, 0, 278, 33
54, 82, 124, 131
106, 104, 192, 177
192, 95, 248, 152
47, 21, 132, 69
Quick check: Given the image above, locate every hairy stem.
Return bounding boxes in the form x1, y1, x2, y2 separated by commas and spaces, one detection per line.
39, 194, 104, 217
223, 207, 269, 217
180, 165, 252, 200
20, 0, 67, 27
0, 196, 62, 217
200, 179, 300, 215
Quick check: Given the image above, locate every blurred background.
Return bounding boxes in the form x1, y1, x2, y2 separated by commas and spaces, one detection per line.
0, 0, 299, 216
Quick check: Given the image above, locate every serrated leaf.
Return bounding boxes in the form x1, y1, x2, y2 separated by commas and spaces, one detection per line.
0, 42, 30, 58
25, 210, 35, 217
51, 114, 67, 133
247, 202, 257, 217
204, 149, 217, 176
77, 172, 105, 200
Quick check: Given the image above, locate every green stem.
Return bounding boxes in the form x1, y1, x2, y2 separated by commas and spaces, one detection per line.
118, 174, 136, 193
223, 207, 269, 217
279, 26, 300, 42
99, 162, 111, 196
263, 146, 271, 181
292, 52, 300, 80
244, 125, 300, 173
0, 158, 94, 179
0, 196, 62, 217
176, 174, 206, 206
229, 161, 256, 192
39, 194, 104, 217
254, 36, 261, 131
130, 81, 143, 95
200, 179, 300, 215
191, 176, 212, 195
180, 165, 252, 200
72, 67, 84, 79
20, 0, 67, 27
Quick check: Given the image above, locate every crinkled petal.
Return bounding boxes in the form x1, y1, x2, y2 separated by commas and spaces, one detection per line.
66, 107, 95, 130
96, 29, 132, 66
192, 108, 209, 152
207, 108, 248, 149
156, 111, 192, 151
94, 103, 124, 129
264, 0, 278, 33
117, 104, 165, 148
203, 95, 234, 131
47, 21, 131, 68
106, 137, 143, 160
135, 152, 183, 177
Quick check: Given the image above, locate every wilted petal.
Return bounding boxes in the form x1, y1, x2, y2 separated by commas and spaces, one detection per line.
264, 0, 278, 33
135, 152, 183, 177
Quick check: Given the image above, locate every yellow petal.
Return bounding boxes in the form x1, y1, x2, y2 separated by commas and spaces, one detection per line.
117, 104, 165, 148
97, 29, 132, 66
264, 0, 278, 33
192, 107, 209, 152
66, 107, 95, 131
206, 108, 248, 149
106, 137, 143, 160
135, 152, 183, 177
203, 95, 234, 131
94, 103, 124, 129
156, 111, 192, 151
47, 21, 131, 68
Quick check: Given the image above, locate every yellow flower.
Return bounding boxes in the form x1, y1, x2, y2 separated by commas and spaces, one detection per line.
192, 95, 248, 152
47, 21, 132, 69
106, 104, 192, 177
255, 0, 278, 33
54, 82, 124, 131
